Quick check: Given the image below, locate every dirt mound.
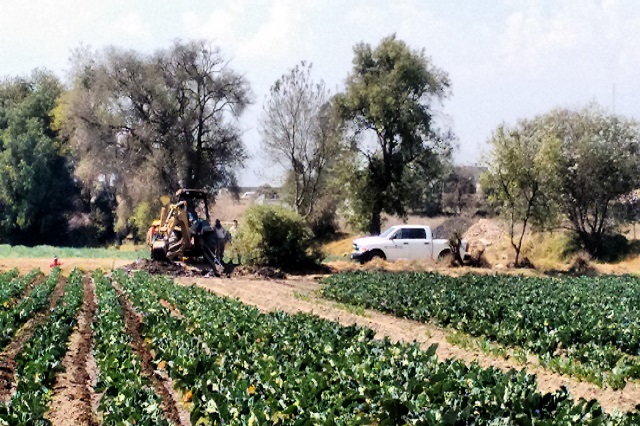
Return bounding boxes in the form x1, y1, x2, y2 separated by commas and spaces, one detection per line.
431, 217, 475, 239
463, 218, 504, 247
122, 259, 291, 280
121, 259, 216, 277
230, 265, 287, 279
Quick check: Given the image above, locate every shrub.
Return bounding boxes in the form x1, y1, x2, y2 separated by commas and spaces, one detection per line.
235, 205, 321, 268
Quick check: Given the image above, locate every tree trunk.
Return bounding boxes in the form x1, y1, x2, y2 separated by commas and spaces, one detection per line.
369, 199, 383, 235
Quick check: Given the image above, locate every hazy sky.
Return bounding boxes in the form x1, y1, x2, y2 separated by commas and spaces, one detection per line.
2, 0, 639, 185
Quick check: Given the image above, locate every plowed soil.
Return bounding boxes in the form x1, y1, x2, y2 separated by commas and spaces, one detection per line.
45, 276, 98, 426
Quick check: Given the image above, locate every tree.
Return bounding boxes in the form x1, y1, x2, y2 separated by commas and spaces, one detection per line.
259, 62, 344, 221
442, 166, 478, 215
335, 34, 453, 234
481, 122, 559, 266
58, 40, 251, 236
0, 70, 77, 245
538, 106, 640, 255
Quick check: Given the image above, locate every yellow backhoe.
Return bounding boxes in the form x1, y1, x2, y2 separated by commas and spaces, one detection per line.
146, 189, 220, 268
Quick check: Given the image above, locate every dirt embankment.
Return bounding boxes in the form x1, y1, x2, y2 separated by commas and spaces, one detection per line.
176, 275, 640, 414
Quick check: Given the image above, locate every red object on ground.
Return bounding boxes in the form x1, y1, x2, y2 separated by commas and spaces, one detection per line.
50, 257, 62, 268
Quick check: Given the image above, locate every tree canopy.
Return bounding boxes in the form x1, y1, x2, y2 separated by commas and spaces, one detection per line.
0, 70, 77, 245
482, 105, 640, 260
58, 40, 252, 234
538, 106, 640, 255
335, 34, 453, 234
481, 121, 559, 266
259, 61, 344, 222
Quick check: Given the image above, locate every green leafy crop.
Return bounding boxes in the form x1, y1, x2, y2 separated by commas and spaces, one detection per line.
323, 271, 640, 389
113, 270, 639, 424
0, 268, 83, 424
92, 271, 170, 425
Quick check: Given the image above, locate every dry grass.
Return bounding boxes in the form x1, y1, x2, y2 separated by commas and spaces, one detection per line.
323, 236, 356, 258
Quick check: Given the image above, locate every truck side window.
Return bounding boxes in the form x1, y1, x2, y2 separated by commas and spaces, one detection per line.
402, 228, 426, 239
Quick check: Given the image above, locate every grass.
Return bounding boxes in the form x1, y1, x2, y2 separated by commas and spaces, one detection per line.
0, 244, 149, 260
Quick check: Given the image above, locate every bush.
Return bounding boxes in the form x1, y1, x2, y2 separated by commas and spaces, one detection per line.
235, 205, 321, 268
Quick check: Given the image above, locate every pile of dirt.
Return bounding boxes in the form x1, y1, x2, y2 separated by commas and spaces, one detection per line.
463, 218, 505, 247
431, 217, 475, 239
230, 265, 286, 279
121, 259, 216, 277
122, 259, 292, 280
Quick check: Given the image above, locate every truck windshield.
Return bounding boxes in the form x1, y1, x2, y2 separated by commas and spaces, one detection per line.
379, 227, 397, 238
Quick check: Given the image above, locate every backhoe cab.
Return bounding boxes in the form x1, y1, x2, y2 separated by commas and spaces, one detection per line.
146, 188, 220, 268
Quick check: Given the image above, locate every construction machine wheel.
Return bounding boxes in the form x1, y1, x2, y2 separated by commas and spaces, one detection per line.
151, 240, 168, 261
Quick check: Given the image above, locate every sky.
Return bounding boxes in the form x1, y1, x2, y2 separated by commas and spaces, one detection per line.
1, 0, 639, 186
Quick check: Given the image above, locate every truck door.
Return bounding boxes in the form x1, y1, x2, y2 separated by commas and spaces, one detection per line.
392, 228, 430, 260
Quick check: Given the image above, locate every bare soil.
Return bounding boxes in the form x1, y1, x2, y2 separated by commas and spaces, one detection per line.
176, 275, 640, 414
45, 275, 98, 426
0, 258, 131, 275
0, 276, 67, 403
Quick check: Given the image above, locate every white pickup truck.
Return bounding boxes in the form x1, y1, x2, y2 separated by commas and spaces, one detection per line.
351, 224, 468, 263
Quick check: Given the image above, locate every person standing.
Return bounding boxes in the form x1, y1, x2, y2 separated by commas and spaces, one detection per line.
228, 219, 241, 264
213, 219, 228, 261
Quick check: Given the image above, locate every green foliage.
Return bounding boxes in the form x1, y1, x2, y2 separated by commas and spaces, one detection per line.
112, 270, 640, 424
336, 34, 453, 234
0, 70, 77, 245
92, 271, 169, 425
323, 271, 640, 389
0, 244, 148, 260
0, 269, 83, 423
481, 121, 560, 266
0, 269, 38, 309
131, 201, 156, 240
61, 40, 251, 232
546, 107, 640, 251
0, 268, 57, 351
485, 105, 640, 258
235, 205, 319, 268
260, 62, 345, 224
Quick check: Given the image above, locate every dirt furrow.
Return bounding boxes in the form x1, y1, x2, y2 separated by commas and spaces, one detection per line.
177, 276, 640, 414
46, 275, 98, 426
0, 275, 67, 403
113, 283, 191, 426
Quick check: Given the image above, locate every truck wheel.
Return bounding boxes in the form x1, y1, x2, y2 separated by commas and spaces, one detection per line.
437, 249, 452, 263
367, 250, 386, 262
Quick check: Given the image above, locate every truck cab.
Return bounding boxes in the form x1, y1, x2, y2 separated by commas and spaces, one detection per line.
351, 225, 467, 263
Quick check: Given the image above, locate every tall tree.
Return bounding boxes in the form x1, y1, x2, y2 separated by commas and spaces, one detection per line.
259, 61, 344, 220
58, 40, 251, 234
0, 70, 77, 245
481, 122, 560, 266
335, 35, 453, 234
539, 106, 640, 255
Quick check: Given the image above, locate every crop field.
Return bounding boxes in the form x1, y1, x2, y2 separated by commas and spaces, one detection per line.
323, 271, 640, 390
0, 268, 639, 424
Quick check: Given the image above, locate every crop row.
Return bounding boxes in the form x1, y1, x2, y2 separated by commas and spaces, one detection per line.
0, 270, 39, 310
321, 271, 640, 389
0, 268, 59, 351
114, 270, 639, 425
0, 268, 84, 425
0, 269, 19, 294
91, 271, 170, 425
